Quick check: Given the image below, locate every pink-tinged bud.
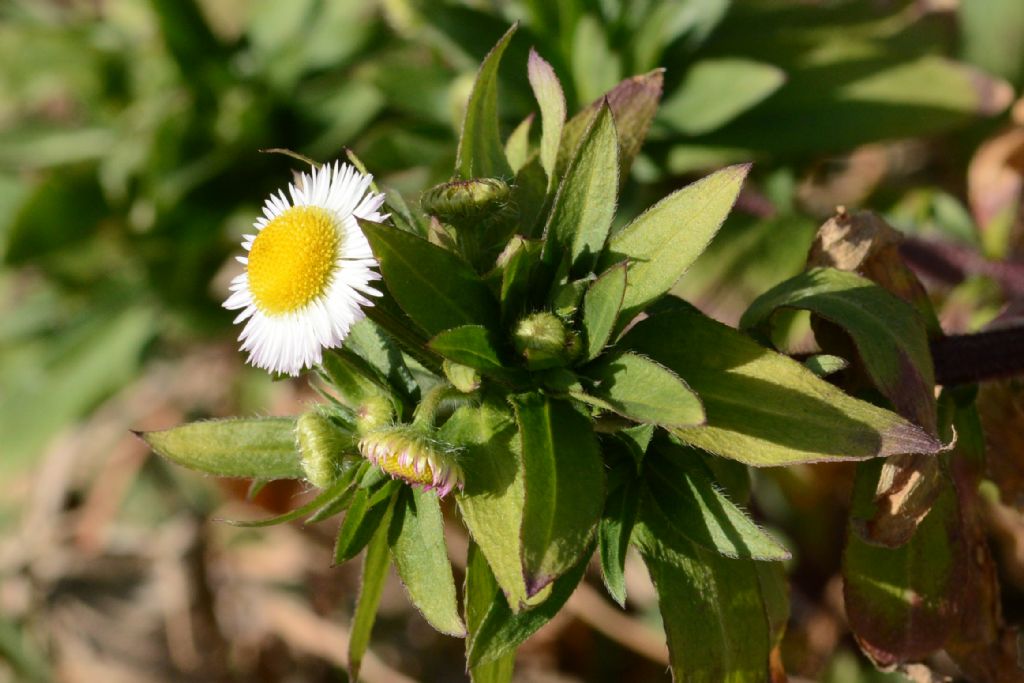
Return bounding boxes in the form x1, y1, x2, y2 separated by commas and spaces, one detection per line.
357, 425, 465, 498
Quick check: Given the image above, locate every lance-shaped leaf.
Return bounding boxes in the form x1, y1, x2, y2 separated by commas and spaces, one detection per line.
598, 449, 641, 607
467, 543, 591, 668
542, 103, 619, 276
335, 481, 400, 564
319, 348, 395, 411
583, 352, 704, 428
659, 59, 785, 136
389, 487, 466, 636
456, 24, 516, 179
348, 495, 396, 682
140, 417, 302, 480
344, 319, 420, 406
498, 237, 543, 325
582, 263, 628, 360
362, 221, 499, 335
558, 69, 664, 181
741, 267, 936, 433
601, 165, 749, 327
504, 113, 533, 174
447, 403, 529, 608
527, 48, 566, 188
429, 325, 522, 383
465, 542, 515, 683
842, 458, 964, 666
634, 511, 782, 682
644, 444, 789, 561
623, 299, 943, 466
511, 393, 605, 596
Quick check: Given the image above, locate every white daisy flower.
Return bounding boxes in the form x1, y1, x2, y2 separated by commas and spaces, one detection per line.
224, 161, 386, 376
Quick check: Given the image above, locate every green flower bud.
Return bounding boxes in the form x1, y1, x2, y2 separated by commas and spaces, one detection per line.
421, 178, 511, 221
443, 360, 481, 393
356, 395, 395, 434
513, 312, 581, 370
358, 425, 464, 498
296, 409, 357, 488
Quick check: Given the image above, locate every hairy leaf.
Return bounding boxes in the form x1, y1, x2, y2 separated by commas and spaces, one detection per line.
634, 513, 781, 682
623, 299, 943, 465
582, 263, 628, 360
456, 24, 516, 179
141, 417, 302, 480
389, 488, 466, 636
542, 104, 619, 276
527, 49, 565, 188
348, 495, 396, 682
583, 352, 704, 428
466, 542, 516, 683
511, 393, 604, 596
362, 221, 499, 335
644, 444, 789, 561
448, 403, 529, 608
601, 165, 749, 326
467, 544, 591, 668
742, 267, 936, 433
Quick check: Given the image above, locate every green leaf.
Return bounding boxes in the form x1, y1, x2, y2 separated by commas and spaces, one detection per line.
389, 488, 466, 636
498, 236, 543, 325
803, 354, 848, 378
447, 403, 529, 608
223, 467, 360, 528
466, 542, 516, 683
601, 165, 749, 326
623, 299, 943, 466
634, 515, 779, 682
455, 24, 516, 179
644, 443, 790, 561
504, 114, 533, 174
582, 263, 628, 360
510, 393, 605, 596
598, 456, 640, 606
334, 481, 400, 564
429, 325, 518, 381
659, 59, 785, 135
467, 543, 591, 668
583, 352, 704, 427
960, 0, 1024, 84
527, 48, 566, 188
361, 221, 499, 335
319, 349, 394, 410
344, 319, 420, 406
741, 267, 936, 432
558, 70, 663, 182
141, 417, 302, 480
542, 103, 619, 276
842, 458, 962, 666
348, 495, 396, 682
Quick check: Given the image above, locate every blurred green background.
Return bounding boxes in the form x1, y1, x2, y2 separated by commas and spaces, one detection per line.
1, 0, 1022, 681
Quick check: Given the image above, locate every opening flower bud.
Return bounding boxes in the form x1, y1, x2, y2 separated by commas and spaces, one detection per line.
513, 311, 581, 370
421, 178, 510, 221
356, 395, 395, 434
297, 410, 357, 488
358, 425, 464, 498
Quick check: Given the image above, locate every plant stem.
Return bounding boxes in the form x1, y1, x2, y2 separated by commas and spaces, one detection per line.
931, 325, 1024, 385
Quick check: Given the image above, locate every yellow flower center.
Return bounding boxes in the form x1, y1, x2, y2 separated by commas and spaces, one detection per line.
247, 206, 340, 314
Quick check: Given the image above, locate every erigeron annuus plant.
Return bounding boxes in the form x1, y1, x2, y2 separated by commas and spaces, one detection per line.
140, 26, 953, 681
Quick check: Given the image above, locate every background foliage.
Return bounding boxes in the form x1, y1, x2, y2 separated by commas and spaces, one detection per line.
2, 0, 1024, 681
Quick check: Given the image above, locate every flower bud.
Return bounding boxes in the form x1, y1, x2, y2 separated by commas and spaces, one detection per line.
358, 425, 464, 498
297, 409, 357, 488
356, 395, 395, 434
513, 312, 581, 370
421, 178, 510, 221
444, 360, 481, 393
